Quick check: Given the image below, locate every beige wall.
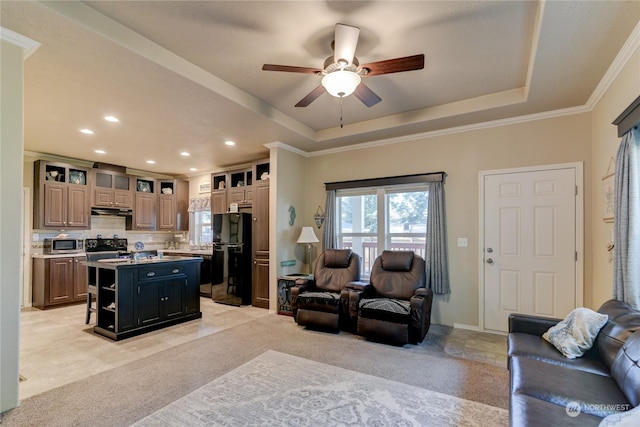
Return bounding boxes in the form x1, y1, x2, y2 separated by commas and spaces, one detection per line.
1, 39, 25, 412
303, 114, 593, 327
591, 48, 640, 309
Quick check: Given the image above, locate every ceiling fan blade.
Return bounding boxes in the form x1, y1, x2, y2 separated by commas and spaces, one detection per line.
353, 83, 381, 107
333, 23, 360, 66
262, 64, 323, 74
295, 85, 326, 107
361, 54, 425, 76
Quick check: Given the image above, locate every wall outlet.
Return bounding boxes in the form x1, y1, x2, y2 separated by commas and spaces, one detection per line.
33, 233, 39, 241
457, 237, 468, 247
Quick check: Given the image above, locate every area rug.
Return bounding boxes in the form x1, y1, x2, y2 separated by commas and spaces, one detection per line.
132, 350, 508, 426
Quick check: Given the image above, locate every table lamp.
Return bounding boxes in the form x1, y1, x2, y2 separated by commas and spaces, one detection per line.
297, 226, 319, 275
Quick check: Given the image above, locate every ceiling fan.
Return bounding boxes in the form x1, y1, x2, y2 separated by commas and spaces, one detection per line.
262, 23, 425, 108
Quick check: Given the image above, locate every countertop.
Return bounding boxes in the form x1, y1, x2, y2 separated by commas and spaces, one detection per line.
162, 249, 212, 256
84, 256, 201, 269
32, 253, 87, 259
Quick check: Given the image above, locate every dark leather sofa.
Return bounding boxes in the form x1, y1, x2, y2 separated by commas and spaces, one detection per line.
507, 299, 640, 426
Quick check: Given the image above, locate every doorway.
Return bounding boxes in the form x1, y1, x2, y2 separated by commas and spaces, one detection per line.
479, 163, 583, 332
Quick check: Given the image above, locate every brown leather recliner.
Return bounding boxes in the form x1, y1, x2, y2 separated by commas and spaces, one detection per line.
291, 249, 361, 331
350, 250, 432, 345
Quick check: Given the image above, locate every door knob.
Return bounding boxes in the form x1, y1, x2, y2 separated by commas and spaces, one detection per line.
486, 258, 493, 264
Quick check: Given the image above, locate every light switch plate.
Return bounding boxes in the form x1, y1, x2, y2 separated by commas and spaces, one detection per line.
457, 237, 468, 247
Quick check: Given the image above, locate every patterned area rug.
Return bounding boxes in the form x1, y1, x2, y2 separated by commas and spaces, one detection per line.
132, 350, 508, 426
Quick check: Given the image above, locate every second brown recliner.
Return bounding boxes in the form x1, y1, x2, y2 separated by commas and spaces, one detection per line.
291, 249, 361, 331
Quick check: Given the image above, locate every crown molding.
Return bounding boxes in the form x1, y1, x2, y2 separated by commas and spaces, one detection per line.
264, 141, 310, 157
0, 27, 41, 59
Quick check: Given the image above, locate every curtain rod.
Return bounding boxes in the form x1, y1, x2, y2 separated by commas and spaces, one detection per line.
612, 94, 640, 137
325, 172, 446, 191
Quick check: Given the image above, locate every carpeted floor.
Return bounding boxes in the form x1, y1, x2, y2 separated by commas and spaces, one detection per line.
133, 350, 508, 426
0, 313, 509, 426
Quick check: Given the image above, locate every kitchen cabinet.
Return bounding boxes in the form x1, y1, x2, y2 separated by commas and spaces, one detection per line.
133, 178, 156, 230
90, 257, 201, 340
251, 159, 270, 309
32, 255, 88, 309
33, 160, 90, 230
157, 179, 189, 230
228, 169, 253, 206
211, 172, 228, 214
91, 169, 133, 208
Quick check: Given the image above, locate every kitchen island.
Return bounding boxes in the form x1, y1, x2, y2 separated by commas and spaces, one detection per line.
84, 256, 202, 340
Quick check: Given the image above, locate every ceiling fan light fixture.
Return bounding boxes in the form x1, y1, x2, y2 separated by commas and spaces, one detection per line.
322, 70, 361, 98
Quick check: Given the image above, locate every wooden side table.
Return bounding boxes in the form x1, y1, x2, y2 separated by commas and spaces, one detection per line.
277, 274, 311, 316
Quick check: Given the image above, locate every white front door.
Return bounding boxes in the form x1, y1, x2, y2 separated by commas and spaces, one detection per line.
482, 165, 580, 332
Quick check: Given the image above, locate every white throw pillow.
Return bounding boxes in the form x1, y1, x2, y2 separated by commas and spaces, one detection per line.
542, 307, 608, 359
598, 405, 640, 427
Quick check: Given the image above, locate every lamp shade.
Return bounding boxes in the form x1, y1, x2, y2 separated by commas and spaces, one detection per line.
297, 226, 319, 244
321, 70, 361, 98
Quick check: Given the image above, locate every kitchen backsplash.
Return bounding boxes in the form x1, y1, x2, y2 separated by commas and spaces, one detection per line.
30, 216, 187, 253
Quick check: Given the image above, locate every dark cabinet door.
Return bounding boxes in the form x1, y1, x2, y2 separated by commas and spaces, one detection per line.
49, 257, 73, 304
73, 256, 87, 300
138, 281, 162, 326
252, 256, 269, 309
162, 277, 186, 319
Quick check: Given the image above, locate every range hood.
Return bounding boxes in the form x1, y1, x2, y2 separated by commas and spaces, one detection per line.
91, 207, 133, 217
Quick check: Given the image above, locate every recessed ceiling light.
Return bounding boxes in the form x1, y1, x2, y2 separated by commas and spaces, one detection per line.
146, 160, 155, 164
104, 115, 119, 123
180, 152, 190, 156
225, 140, 235, 146
95, 149, 106, 154
189, 167, 197, 172
80, 128, 94, 135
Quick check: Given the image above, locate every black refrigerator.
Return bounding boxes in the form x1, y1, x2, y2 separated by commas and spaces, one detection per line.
211, 213, 252, 306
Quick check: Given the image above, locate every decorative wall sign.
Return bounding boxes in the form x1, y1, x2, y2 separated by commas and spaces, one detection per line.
199, 180, 211, 194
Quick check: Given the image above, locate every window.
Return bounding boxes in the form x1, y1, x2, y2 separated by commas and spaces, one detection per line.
189, 211, 212, 246
336, 184, 428, 277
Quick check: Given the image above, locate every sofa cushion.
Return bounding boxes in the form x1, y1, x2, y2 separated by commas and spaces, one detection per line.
610, 330, 640, 407
359, 298, 410, 324
598, 404, 640, 427
510, 393, 603, 427
543, 308, 608, 359
596, 300, 640, 370
296, 291, 341, 314
380, 250, 414, 271
324, 249, 352, 268
510, 356, 630, 417
508, 333, 611, 376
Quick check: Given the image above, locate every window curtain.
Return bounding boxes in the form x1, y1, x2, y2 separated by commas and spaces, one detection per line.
188, 197, 211, 212
425, 181, 450, 294
613, 127, 640, 309
322, 190, 336, 251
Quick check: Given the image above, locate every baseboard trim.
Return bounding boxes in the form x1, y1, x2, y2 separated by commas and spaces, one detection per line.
453, 323, 507, 336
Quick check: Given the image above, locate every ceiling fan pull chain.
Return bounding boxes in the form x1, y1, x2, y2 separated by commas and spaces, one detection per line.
340, 97, 344, 129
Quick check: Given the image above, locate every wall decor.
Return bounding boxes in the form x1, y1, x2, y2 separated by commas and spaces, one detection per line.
314, 205, 325, 228
288, 205, 296, 226
199, 179, 211, 194
602, 157, 615, 223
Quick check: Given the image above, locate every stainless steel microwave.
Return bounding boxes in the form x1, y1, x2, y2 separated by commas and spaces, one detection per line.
43, 238, 84, 254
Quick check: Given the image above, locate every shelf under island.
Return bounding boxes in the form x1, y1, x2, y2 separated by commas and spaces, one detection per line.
84, 256, 202, 340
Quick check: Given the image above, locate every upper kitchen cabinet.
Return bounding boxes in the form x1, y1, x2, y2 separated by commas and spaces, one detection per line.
91, 169, 133, 209
211, 172, 227, 214
33, 160, 90, 230
228, 168, 253, 207
132, 177, 156, 230
157, 179, 189, 231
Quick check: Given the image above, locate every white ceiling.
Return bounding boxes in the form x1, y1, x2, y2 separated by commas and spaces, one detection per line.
2, 1, 639, 176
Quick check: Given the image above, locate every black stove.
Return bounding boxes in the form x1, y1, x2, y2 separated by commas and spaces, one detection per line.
85, 238, 128, 253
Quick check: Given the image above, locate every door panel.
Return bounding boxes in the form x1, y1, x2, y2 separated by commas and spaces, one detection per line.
484, 168, 576, 332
